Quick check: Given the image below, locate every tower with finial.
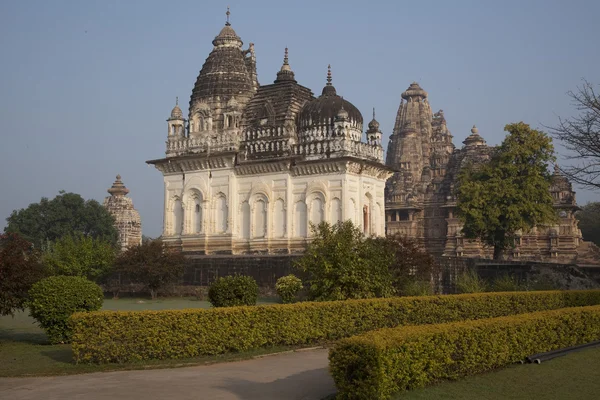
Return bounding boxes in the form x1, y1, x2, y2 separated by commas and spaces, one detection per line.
275, 47, 296, 83
167, 97, 185, 141
103, 175, 142, 252
367, 107, 383, 146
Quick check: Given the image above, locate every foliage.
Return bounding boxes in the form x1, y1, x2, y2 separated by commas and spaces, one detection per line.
208, 275, 258, 307
378, 235, 440, 293
399, 280, 433, 297
576, 202, 600, 247
457, 122, 556, 259
329, 306, 600, 400
69, 290, 600, 363
5, 191, 118, 249
492, 274, 525, 292
275, 274, 303, 303
114, 240, 185, 299
455, 269, 488, 293
0, 233, 47, 316
42, 234, 117, 282
549, 80, 600, 190
28, 276, 103, 344
296, 221, 395, 301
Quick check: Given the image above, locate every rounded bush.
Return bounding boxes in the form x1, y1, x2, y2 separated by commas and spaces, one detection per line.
208, 275, 258, 308
28, 275, 103, 343
276, 274, 303, 303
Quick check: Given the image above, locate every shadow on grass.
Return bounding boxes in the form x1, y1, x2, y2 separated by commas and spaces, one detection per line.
0, 330, 48, 345
41, 347, 74, 364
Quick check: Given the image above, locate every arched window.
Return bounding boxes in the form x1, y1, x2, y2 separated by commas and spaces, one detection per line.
253, 199, 267, 238
294, 201, 307, 237
331, 198, 342, 224
216, 194, 228, 233
194, 202, 202, 233
241, 201, 251, 239
173, 198, 183, 235
274, 199, 285, 238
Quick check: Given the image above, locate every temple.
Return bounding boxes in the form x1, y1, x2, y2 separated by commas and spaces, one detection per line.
384, 83, 598, 263
103, 175, 142, 251
147, 13, 391, 254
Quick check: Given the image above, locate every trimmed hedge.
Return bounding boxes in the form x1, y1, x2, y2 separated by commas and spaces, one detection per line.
70, 290, 600, 363
208, 275, 258, 307
329, 305, 600, 400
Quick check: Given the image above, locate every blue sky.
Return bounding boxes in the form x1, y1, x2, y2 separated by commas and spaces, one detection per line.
1, 0, 598, 237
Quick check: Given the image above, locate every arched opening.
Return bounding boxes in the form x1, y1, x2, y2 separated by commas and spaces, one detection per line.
294, 201, 307, 237
310, 197, 324, 227
216, 194, 228, 234
274, 199, 285, 238
253, 199, 267, 238
241, 201, 251, 239
173, 198, 183, 235
363, 205, 370, 235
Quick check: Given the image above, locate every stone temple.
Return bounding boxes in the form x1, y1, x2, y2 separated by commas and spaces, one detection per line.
147, 14, 391, 254
385, 83, 598, 263
103, 175, 142, 251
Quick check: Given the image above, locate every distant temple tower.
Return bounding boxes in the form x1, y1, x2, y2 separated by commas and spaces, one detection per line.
103, 175, 142, 251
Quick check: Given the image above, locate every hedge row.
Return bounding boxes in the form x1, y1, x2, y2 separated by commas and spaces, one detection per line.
329, 305, 600, 400
70, 290, 600, 363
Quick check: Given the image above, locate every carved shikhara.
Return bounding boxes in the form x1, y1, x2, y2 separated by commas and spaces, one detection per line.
103, 175, 142, 252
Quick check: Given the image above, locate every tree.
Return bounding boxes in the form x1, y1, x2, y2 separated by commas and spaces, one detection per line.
549, 80, 600, 190
457, 122, 557, 260
114, 240, 186, 299
43, 234, 117, 282
0, 233, 46, 316
375, 235, 440, 295
576, 202, 600, 247
5, 191, 118, 249
296, 221, 395, 301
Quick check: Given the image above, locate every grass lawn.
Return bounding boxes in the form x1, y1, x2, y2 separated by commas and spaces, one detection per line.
0, 297, 285, 377
393, 346, 600, 400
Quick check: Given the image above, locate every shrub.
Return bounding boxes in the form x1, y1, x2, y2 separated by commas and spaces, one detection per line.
492, 273, 525, 292
329, 306, 600, 400
296, 221, 395, 301
455, 268, 488, 293
208, 275, 258, 307
70, 290, 600, 363
276, 275, 303, 303
28, 276, 103, 343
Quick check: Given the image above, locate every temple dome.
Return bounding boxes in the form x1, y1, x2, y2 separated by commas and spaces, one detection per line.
401, 82, 428, 100
189, 21, 254, 104
170, 101, 183, 119
298, 65, 363, 129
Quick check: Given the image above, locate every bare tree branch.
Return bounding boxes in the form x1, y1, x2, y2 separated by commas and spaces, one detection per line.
546, 79, 600, 191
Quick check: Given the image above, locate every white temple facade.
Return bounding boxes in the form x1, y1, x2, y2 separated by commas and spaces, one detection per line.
147, 14, 391, 254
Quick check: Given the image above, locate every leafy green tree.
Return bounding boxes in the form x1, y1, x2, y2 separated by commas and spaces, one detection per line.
576, 202, 600, 247
0, 233, 47, 316
114, 240, 186, 299
457, 122, 557, 259
5, 191, 118, 249
296, 221, 395, 301
43, 234, 117, 281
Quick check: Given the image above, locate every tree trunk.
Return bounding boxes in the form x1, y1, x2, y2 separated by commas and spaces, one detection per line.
493, 245, 504, 260
150, 289, 157, 300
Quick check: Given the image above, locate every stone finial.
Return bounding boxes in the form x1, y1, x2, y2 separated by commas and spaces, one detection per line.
554, 163, 561, 174
280, 47, 291, 72
107, 174, 129, 196
471, 125, 478, 134
326, 64, 332, 86
225, 6, 231, 26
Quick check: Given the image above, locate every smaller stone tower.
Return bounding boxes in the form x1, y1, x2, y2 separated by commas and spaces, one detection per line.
103, 175, 142, 251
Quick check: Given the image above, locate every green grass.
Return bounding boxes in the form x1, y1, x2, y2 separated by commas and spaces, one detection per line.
0, 297, 284, 377
392, 346, 600, 400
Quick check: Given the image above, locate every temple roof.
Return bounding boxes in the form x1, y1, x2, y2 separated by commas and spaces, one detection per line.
107, 174, 130, 197
298, 65, 363, 129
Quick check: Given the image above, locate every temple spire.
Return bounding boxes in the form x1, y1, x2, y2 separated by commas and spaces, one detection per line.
176, 96, 178, 106
275, 47, 295, 82
326, 64, 332, 86
225, 6, 231, 26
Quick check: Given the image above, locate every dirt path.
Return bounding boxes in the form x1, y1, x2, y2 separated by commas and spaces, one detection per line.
0, 348, 335, 400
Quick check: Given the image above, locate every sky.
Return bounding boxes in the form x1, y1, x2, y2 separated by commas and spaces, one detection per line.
1, 0, 599, 238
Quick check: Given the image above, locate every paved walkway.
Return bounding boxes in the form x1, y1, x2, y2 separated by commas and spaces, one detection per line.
0, 349, 336, 400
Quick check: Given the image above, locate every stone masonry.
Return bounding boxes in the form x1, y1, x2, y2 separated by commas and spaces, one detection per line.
103, 175, 142, 251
